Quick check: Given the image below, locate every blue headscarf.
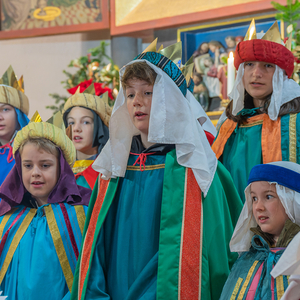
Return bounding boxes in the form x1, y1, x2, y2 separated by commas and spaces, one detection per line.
0, 107, 29, 185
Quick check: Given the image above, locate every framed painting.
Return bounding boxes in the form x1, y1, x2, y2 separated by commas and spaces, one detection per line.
177, 15, 284, 117
109, 0, 285, 35
0, 0, 109, 39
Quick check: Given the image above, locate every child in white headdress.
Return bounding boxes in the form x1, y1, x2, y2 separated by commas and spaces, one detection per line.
70, 41, 243, 300
220, 161, 300, 300
212, 20, 300, 203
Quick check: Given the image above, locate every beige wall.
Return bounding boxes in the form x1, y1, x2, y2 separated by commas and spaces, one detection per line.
0, 32, 111, 120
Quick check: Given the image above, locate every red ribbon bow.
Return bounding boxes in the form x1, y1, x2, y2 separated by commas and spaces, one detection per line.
131, 152, 155, 171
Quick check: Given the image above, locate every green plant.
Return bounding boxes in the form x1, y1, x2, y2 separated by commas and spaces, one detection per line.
47, 41, 119, 112
271, 0, 300, 82
272, 0, 300, 48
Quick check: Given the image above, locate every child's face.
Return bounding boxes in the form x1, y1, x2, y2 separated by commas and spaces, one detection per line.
66, 106, 95, 155
126, 79, 153, 136
21, 142, 59, 205
0, 103, 17, 144
243, 61, 275, 102
251, 181, 289, 239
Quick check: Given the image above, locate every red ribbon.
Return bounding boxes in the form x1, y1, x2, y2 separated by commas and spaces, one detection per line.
0, 142, 14, 163
131, 152, 155, 171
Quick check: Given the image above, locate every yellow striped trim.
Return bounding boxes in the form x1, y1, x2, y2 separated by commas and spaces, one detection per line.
239, 120, 263, 128
74, 206, 86, 235
0, 208, 18, 238
127, 164, 165, 171
0, 209, 36, 285
276, 275, 285, 299
73, 160, 93, 169
230, 278, 243, 300
72, 166, 89, 174
289, 113, 297, 163
237, 260, 259, 300
45, 205, 74, 292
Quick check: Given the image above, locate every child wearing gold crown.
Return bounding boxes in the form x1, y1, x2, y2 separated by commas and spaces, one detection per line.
62, 87, 111, 189
220, 161, 300, 299
70, 41, 243, 300
0, 66, 30, 186
0, 114, 91, 299
212, 20, 300, 202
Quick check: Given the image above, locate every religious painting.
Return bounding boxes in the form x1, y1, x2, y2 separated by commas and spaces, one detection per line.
178, 16, 283, 116
110, 0, 282, 35
1, 0, 104, 31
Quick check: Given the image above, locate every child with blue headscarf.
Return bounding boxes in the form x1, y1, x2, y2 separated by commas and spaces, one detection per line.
0, 66, 29, 185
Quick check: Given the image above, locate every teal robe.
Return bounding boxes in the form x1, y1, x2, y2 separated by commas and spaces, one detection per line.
220, 236, 289, 300
213, 112, 300, 202
0, 203, 88, 300
71, 149, 243, 300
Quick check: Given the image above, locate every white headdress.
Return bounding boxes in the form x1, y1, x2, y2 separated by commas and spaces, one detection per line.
217, 23, 300, 128
92, 41, 217, 196
230, 161, 300, 252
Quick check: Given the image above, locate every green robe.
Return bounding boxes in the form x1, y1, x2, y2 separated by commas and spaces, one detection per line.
213, 112, 300, 202
71, 149, 243, 300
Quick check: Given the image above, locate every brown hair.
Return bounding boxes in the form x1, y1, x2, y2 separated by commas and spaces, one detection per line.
226, 92, 300, 125
121, 62, 157, 90
19, 134, 60, 159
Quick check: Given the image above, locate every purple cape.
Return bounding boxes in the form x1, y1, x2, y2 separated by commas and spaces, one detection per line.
0, 149, 92, 215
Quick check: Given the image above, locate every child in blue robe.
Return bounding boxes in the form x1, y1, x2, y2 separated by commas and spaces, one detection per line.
0, 66, 30, 185
220, 161, 300, 300
0, 115, 91, 300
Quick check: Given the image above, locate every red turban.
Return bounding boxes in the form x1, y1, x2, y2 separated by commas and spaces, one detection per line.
234, 39, 295, 77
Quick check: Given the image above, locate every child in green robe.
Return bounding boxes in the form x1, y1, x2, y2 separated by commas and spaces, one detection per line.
71, 41, 243, 300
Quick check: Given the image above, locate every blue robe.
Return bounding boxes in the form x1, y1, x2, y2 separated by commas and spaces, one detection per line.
220, 235, 289, 300
0, 108, 29, 186
0, 203, 88, 300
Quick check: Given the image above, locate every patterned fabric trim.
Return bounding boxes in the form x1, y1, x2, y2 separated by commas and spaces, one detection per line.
261, 114, 282, 163
239, 120, 263, 128
126, 164, 165, 171
212, 119, 237, 159
276, 275, 284, 299
79, 178, 113, 300
45, 204, 86, 292
0, 208, 36, 284
237, 260, 259, 300
73, 166, 88, 174
134, 52, 189, 96
289, 113, 297, 163
73, 160, 93, 169
74, 206, 85, 235
179, 168, 202, 299
230, 278, 243, 300
0, 208, 18, 238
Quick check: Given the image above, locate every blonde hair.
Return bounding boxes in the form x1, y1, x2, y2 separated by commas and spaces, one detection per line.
18, 134, 59, 159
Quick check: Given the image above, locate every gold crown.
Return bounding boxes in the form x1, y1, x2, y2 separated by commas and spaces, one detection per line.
244, 19, 292, 51
14, 110, 75, 165
142, 38, 194, 85
74, 81, 96, 95
0, 66, 24, 92
30, 110, 66, 132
